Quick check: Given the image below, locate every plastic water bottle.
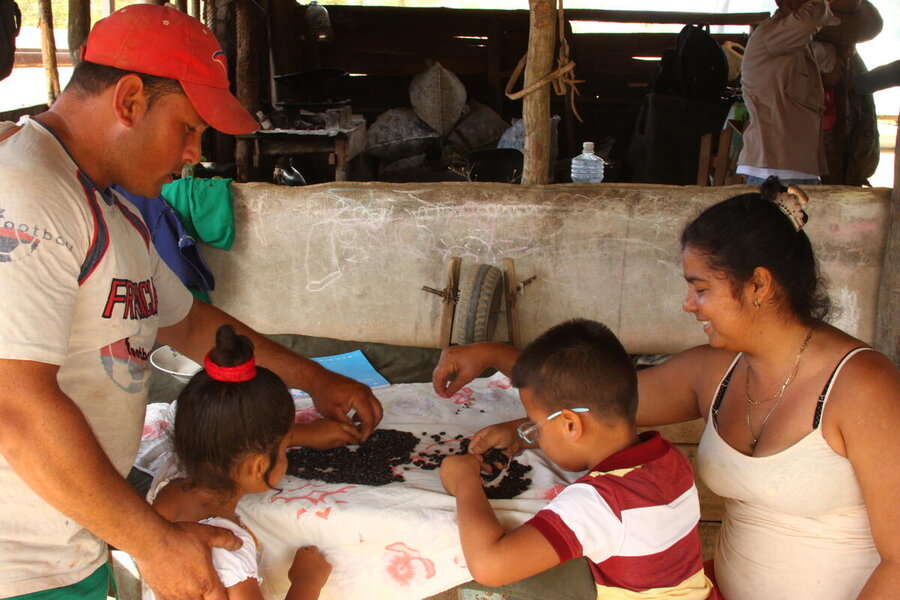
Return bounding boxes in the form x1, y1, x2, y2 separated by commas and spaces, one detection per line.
570, 141, 605, 183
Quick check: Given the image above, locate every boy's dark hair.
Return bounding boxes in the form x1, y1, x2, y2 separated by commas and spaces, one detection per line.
680, 175, 830, 324
173, 325, 294, 496
66, 60, 183, 108
511, 319, 638, 424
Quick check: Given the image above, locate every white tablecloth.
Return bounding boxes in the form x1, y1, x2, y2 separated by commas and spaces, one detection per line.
136, 373, 582, 600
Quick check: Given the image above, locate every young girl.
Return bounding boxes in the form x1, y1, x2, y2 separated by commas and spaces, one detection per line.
147, 324, 347, 600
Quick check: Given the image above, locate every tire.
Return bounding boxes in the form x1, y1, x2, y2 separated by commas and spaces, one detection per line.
452, 264, 503, 344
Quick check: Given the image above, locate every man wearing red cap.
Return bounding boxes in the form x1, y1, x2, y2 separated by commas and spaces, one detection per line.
0, 5, 382, 600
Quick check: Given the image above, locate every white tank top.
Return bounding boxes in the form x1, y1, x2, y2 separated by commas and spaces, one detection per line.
696, 348, 879, 600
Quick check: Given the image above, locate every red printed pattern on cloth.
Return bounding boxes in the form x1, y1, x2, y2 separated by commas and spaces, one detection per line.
270, 482, 354, 520
383, 542, 436, 586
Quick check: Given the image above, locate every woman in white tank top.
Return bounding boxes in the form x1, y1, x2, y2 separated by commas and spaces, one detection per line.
634, 177, 899, 599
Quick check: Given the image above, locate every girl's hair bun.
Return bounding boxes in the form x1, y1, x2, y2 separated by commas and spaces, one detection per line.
209, 324, 255, 368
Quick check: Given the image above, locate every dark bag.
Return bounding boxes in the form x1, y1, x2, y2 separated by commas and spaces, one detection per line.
646, 48, 678, 96
0, 0, 21, 82
673, 23, 728, 101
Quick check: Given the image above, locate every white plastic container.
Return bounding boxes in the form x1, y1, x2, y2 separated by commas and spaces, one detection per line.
570, 141, 605, 183
150, 346, 202, 384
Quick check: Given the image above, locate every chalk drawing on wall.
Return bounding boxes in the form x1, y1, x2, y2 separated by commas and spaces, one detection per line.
296, 188, 682, 294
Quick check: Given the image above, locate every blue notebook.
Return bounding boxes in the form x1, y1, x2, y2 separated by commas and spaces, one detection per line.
293, 350, 389, 397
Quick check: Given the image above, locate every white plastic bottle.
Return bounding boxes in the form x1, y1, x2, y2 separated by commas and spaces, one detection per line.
570, 141, 605, 183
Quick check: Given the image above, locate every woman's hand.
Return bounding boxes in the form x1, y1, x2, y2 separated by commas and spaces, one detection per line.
432, 343, 521, 398
287, 546, 332, 600
288, 419, 361, 450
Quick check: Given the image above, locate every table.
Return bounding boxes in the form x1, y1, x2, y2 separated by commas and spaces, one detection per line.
136, 373, 580, 600
240, 117, 367, 182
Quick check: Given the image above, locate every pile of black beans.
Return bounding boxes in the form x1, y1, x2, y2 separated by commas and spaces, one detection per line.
287, 428, 419, 486
286, 428, 533, 498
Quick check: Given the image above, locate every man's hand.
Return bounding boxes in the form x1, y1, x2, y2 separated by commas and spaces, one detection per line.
440, 454, 483, 497
468, 420, 528, 458
780, 0, 813, 14
307, 370, 383, 441
137, 521, 241, 600
288, 418, 361, 450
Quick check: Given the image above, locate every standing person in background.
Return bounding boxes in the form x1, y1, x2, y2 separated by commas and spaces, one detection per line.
736, 0, 840, 185
0, 5, 381, 600
814, 0, 883, 186
434, 178, 900, 599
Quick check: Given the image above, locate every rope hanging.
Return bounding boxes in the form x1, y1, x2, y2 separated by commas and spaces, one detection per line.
505, 0, 584, 122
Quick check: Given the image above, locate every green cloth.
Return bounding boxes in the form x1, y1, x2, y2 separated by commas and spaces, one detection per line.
189, 288, 212, 303
161, 176, 235, 250
8, 564, 110, 600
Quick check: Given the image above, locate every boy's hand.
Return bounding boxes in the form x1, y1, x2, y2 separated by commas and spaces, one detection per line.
288, 546, 332, 598
440, 454, 483, 496
468, 420, 528, 457
288, 419, 361, 450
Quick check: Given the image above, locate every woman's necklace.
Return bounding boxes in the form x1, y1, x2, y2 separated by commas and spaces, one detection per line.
745, 326, 814, 449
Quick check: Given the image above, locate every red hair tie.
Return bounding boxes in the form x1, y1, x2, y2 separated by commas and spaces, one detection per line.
204, 353, 257, 382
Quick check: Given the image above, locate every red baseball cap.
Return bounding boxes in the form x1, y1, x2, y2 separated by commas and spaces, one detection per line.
81, 4, 258, 135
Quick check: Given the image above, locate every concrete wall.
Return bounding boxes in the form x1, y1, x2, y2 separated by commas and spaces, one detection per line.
206, 182, 893, 356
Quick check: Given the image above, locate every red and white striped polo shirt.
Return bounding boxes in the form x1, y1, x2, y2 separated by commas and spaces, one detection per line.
527, 431, 713, 599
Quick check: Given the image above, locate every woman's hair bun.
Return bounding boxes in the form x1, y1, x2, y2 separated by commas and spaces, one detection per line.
759, 175, 787, 202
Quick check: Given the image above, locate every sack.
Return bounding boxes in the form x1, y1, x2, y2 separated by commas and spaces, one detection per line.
674, 23, 728, 101
366, 108, 439, 161
0, 0, 21, 82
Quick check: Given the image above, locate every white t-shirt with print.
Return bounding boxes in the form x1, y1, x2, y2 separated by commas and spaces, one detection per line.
142, 517, 261, 600
0, 117, 194, 595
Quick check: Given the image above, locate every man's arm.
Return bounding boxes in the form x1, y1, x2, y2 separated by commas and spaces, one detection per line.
0, 359, 239, 600
440, 454, 559, 586
765, 0, 840, 55
157, 299, 383, 439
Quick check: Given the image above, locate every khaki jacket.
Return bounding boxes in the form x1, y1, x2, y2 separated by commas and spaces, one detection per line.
738, 0, 840, 175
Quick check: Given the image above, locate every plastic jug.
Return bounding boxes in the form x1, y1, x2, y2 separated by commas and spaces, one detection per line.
570, 142, 604, 183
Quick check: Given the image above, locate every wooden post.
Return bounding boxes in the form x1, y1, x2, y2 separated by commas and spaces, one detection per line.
503, 258, 522, 348
874, 111, 900, 363
487, 22, 503, 115
521, 0, 556, 185
175, 0, 188, 12
190, 0, 201, 19
68, 0, 91, 65
38, 0, 60, 105
438, 257, 462, 348
235, 0, 259, 182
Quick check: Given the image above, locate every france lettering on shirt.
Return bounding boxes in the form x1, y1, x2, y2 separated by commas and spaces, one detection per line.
101, 278, 159, 319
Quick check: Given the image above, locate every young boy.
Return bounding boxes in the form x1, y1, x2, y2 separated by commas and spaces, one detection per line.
439, 318, 714, 599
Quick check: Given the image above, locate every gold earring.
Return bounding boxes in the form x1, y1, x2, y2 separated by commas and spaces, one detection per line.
753, 298, 761, 308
